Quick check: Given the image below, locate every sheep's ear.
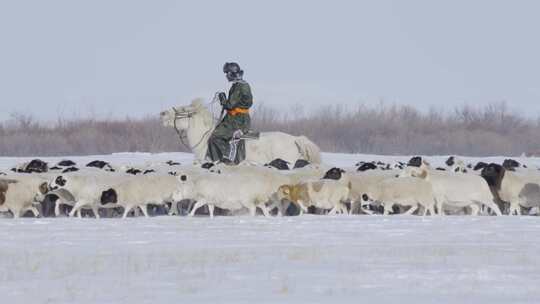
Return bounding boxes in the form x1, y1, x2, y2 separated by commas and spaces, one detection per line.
39, 182, 49, 194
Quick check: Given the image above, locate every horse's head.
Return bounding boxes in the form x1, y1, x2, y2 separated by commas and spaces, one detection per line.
160, 99, 210, 130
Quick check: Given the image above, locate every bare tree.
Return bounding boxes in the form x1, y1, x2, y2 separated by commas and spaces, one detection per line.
1, 102, 539, 157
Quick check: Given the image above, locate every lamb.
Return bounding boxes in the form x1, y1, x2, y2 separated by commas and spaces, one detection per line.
276, 179, 351, 215
0, 176, 49, 218
400, 164, 502, 216
363, 176, 436, 216
481, 163, 540, 215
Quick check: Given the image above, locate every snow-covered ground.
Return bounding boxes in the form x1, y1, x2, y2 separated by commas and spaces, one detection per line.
2, 151, 540, 172
2, 216, 540, 303
1, 152, 540, 303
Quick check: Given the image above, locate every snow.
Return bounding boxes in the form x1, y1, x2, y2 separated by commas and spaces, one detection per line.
2, 151, 540, 172
1, 152, 540, 303
1, 216, 540, 303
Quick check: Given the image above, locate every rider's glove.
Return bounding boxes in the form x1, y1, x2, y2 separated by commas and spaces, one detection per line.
218, 92, 227, 105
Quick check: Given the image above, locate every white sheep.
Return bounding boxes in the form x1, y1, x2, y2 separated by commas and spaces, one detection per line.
48, 174, 131, 218
481, 163, 540, 215
276, 179, 351, 215
179, 171, 275, 218
348, 171, 397, 214
0, 176, 49, 218
363, 176, 436, 216
195, 163, 299, 216
400, 165, 502, 216
104, 174, 184, 218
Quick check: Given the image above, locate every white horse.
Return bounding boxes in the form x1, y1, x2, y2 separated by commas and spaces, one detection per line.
160, 99, 322, 165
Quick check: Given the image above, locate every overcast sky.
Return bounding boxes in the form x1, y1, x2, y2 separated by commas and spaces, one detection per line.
1, 0, 539, 121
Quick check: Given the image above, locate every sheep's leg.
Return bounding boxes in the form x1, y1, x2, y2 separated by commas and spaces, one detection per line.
469, 204, 480, 216
509, 201, 520, 216
298, 201, 308, 214
168, 201, 178, 216
12, 209, 20, 219
349, 201, 357, 215
436, 199, 445, 216
23, 206, 40, 218
484, 200, 502, 216
187, 200, 196, 215
189, 200, 206, 217
259, 204, 271, 217
122, 205, 134, 219
421, 204, 428, 216
403, 205, 418, 216
31, 206, 40, 217
426, 204, 436, 216
140, 205, 149, 218
266, 200, 280, 215
69, 201, 87, 218
92, 205, 101, 219
248, 205, 257, 216
275, 202, 284, 216
328, 205, 338, 216
339, 202, 348, 215
383, 203, 392, 215
208, 204, 215, 218
54, 202, 62, 217
359, 201, 374, 215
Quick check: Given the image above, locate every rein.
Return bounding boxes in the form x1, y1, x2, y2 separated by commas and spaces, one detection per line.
172, 94, 220, 151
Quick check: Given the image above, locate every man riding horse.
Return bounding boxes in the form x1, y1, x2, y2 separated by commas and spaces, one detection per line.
206, 62, 253, 164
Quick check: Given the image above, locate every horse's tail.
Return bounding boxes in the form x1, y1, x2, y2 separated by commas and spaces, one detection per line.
294, 136, 322, 164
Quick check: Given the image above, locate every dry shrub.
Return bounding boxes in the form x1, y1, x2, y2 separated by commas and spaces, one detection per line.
0, 102, 539, 157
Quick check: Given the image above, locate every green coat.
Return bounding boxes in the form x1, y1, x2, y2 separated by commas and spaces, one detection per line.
222, 80, 253, 110
206, 81, 253, 163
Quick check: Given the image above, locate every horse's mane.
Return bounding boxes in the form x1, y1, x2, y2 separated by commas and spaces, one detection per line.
190, 98, 214, 127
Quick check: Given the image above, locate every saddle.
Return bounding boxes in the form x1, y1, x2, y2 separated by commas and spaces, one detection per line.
232, 130, 260, 141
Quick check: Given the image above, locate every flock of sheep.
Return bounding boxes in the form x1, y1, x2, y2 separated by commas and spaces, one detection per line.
1, 155, 540, 219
